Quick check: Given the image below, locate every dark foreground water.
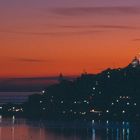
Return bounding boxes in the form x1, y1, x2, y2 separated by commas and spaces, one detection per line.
0, 117, 140, 140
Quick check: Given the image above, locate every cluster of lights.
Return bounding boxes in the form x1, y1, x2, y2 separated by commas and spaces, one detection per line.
8, 107, 23, 112
107, 72, 111, 78
73, 100, 89, 104
111, 98, 137, 107
119, 96, 130, 99
105, 109, 135, 114
91, 81, 103, 96
84, 100, 89, 104
80, 112, 86, 115
111, 96, 137, 105
105, 109, 127, 114
60, 110, 88, 115
90, 109, 95, 113
68, 111, 87, 115
90, 109, 102, 113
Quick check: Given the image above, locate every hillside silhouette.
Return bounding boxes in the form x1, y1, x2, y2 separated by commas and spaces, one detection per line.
1, 57, 140, 120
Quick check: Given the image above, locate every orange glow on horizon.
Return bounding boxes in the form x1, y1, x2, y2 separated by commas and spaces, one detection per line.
1, 1, 140, 78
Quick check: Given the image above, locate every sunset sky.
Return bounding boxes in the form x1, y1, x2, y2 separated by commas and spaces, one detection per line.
1, 0, 140, 78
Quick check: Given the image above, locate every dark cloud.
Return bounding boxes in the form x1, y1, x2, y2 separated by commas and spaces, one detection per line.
56, 25, 137, 30
0, 30, 103, 36
0, 24, 137, 38
12, 58, 48, 63
132, 38, 140, 41
0, 30, 60, 36
51, 6, 140, 16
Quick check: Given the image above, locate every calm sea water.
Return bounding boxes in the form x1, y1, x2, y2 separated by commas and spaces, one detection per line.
0, 117, 139, 140
0, 92, 38, 103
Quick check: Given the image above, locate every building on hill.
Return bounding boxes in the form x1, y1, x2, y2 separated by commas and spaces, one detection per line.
131, 56, 140, 68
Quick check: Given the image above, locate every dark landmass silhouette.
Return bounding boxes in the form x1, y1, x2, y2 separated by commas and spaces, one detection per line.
0, 57, 140, 121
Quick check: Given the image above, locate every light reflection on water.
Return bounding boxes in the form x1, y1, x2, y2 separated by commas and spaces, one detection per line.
0, 117, 139, 140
